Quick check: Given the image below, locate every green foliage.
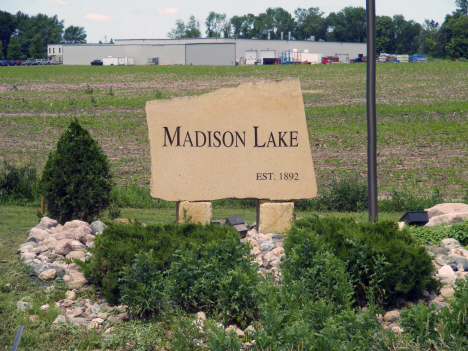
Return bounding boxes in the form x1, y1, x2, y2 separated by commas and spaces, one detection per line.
286, 216, 436, 307
205, 321, 243, 351
167, 235, 259, 322
281, 232, 354, 309
29, 34, 45, 59
295, 173, 368, 212
41, 118, 113, 224
110, 185, 174, 209
7, 35, 22, 59
253, 279, 384, 351
0, 161, 40, 205
79, 222, 239, 304
120, 234, 259, 323
409, 221, 468, 246
379, 187, 444, 212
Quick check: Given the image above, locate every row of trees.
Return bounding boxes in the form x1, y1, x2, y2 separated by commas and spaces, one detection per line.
0, 11, 87, 60
168, 2, 468, 59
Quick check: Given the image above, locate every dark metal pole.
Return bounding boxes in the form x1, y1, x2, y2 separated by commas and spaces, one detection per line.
11, 325, 24, 351
367, 0, 378, 221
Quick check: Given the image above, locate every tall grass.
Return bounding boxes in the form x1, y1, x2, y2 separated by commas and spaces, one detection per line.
0, 161, 41, 206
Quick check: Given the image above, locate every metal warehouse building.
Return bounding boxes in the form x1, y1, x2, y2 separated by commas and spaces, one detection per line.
48, 38, 366, 66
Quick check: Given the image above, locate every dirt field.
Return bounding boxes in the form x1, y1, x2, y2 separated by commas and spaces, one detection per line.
0, 63, 467, 198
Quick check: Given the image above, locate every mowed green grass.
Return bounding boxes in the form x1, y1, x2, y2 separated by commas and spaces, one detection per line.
0, 61, 467, 197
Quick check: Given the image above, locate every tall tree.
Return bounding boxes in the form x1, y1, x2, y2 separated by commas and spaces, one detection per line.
205, 12, 226, 37
167, 19, 186, 39
375, 16, 394, 53
7, 35, 22, 59
185, 15, 201, 38
392, 15, 422, 53
455, 0, 468, 15
15, 12, 64, 58
0, 11, 16, 59
326, 7, 367, 43
62, 25, 87, 43
230, 14, 256, 38
294, 7, 327, 40
419, 19, 439, 56
29, 33, 45, 58
0, 41, 4, 59
252, 8, 295, 39
441, 12, 468, 58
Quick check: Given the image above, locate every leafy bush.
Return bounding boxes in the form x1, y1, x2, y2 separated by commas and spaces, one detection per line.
120, 235, 259, 323
167, 235, 259, 323
379, 187, 444, 212
285, 216, 436, 307
78, 222, 239, 304
253, 279, 383, 351
280, 232, 354, 309
409, 221, 468, 246
295, 172, 368, 212
41, 119, 113, 223
0, 160, 40, 205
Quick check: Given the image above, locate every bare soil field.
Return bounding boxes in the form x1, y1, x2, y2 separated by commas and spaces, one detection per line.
0, 62, 467, 198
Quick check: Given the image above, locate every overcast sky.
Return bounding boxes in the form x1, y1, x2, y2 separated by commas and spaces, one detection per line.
1, 0, 458, 43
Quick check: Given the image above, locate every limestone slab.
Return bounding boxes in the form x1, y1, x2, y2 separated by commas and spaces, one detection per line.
176, 201, 212, 225
257, 201, 294, 234
146, 79, 317, 201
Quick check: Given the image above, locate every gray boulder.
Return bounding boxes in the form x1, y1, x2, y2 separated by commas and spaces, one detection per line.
90, 221, 106, 235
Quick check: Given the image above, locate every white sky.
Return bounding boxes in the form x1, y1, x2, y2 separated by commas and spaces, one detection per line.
0, 0, 457, 43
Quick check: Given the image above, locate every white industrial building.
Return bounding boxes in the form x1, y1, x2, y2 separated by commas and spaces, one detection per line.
48, 38, 366, 66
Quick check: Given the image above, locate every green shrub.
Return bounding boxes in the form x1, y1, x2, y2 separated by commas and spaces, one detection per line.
78, 222, 239, 304
0, 160, 40, 205
281, 232, 354, 309
379, 187, 444, 212
286, 216, 436, 307
167, 235, 259, 323
409, 221, 468, 246
120, 234, 259, 323
41, 119, 113, 223
110, 184, 174, 209
295, 173, 368, 212
254, 279, 383, 351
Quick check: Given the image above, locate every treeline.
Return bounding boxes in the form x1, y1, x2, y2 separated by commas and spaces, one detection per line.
0, 11, 86, 60
168, 2, 468, 59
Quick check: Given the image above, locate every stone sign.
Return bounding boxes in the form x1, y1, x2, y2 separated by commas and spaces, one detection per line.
146, 78, 317, 203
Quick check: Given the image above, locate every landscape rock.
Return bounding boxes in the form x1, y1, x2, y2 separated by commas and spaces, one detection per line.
21, 252, 36, 263
35, 217, 58, 230
38, 268, 57, 281
425, 203, 468, 219
66, 251, 86, 260
92, 317, 105, 324
53, 315, 67, 324
54, 230, 76, 241
31, 245, 49, 254
17, 301, 32, 311
441, 238, 460, 246
41, 304, 50, 311
437, 265, 457, 285
225, 325, 245, 338
435, 255, 455, 266
440, 287, 455, 299
90, 221, 106, 235
55, 239, 74, 256
426, 213, 468, 227
384, 310, 400, 323
29, 315, 39, 322
63, 272, 87, 289
28, 228, 50, 242
260, 241, 276, 252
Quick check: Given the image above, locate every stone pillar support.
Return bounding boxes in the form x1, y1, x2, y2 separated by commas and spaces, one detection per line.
176, 201, 212, 225
256, 200, 294, 234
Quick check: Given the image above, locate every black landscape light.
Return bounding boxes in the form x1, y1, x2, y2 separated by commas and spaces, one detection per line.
399, 211, 429, 226
225, 216, 249, 237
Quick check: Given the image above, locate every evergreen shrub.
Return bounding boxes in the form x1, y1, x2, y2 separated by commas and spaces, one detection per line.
284, 215, 436, 307
79, 222, 239, 304
41, 119, 113, 223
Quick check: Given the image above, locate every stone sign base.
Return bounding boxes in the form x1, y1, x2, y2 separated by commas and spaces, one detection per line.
176, 201, 212, 225
175, 200, 294, 234
256, 200, 294, 234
